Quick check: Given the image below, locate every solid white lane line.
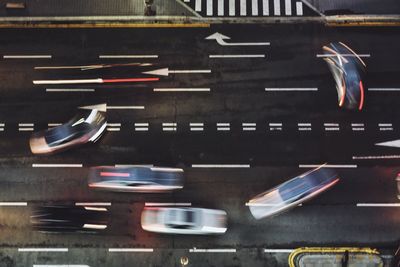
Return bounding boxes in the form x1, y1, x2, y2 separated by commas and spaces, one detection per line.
195, 0, 202, 11
107, 106, 145, 110
0, 128, 4, 131
378, 123, 392, 127
33, 265, 90, 267
145, 202, 191, 206
269, 123, 282, 126
18, 248, 68, 252
217, 127, 230, 131
298, 123, 311, 126
209, 55, 265, 58
34, 79, 103, 85
135, 128, 149, 131
106, 128, 120, 131
368, 88, 400, 91
207, 0, 213, 15
263, 0, 269, 15
325, 127, 340, 131
229, 0, 235, 15
190, 127, 204, 131
324, 123, 339, 126
351, 123, 364, 126
99, 55, 158, 59
46, 88, 95, 92
252, 0, 259, 15
380, 128, 393, 131
0, 202, 27, 206
163, 127, 176, 131
264, 249, 294, 253
246, 203, 302, 207
265, 88, 318, 91
0, 123, 4, 127
240, 0, 247, 16
217, 123, 230, 126
75, 202, 111, 206
190, 248, 236, 253
285, 0, 292, 15
107, 123, 121, 127
299, 164, 357, 168
243, 127, 256, 131
3, 55, 52, 59
109, 248, 153, 252
274, 0, 281, 15
19, 123, 34, 126
154, 88, 210, 92
163, 123, 177, 126
353, 155, 400, 160
218, 0, 224, 16
298, 128, 311, 131
357, 203, 400, 207
32, 164, 83, 168
316, 54, 370, 58
18, 128, 34, 131
190, 123, 204, 126
296, 1, 303, 15
191, 164, 250, 168
242, 123, 256, 127
169, 70, 211, 74
48, 123, 62, 127
135, 123, 149, 126
115, 164, 154, 168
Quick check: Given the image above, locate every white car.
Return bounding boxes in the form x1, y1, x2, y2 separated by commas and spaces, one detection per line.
141, 207, 227, 235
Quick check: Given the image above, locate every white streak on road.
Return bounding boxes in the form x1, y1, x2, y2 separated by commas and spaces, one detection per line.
191, 164, 250, 168
368, 88, 400, 91
99, 55, 158, 59
316, 54, 370, 58
75, 202, 111, 206
145, 202, 191, 206
265, 88, 318, 91
109, 248, 153, 252
357, 203, 400, 207
209, 54, 265, 58
299, 164, 357, 168
18, 248, 68, 252
3, 55, 52, 59
32, 164, 83, 168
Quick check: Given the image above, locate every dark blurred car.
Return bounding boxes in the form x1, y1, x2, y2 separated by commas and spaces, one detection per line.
322, 42, 366, 110
88, 166, 184, 193
396, 173, 400, 200
30, 109, 106, 154
247, 166, 340, 220
31, 205, 109, 233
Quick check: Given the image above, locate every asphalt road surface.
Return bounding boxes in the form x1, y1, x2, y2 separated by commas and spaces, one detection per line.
0, 24, 399, 267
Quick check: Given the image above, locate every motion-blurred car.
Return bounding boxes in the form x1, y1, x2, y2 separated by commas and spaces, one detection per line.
322, 42, 366, 110
30, 205, 109, 233
30, 108, 106, 154
141, 207, 227, 235
88, 166, 184, 193
247, 166, 340, 220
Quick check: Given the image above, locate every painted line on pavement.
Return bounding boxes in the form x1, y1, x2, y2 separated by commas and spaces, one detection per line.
107, 106, 145, 110
19, 123, 34, 126
299, 164, 357, 168
357, 203, 400, 207
0, 202, 27, 206
154, 88, 210, 92
115, 164, 154, 168
99, 55, 158, 59
209, 54, 265, 58
46, 88, 95, 92
316, 54, 370, 58
18, 248, 68, 252
145, 202, 192, 206
32, 164, 83, 168
107, 123, 121, 127
264, 249, 294, 253
265, 88, 318, 91
169, 70, 211, 74
107, 128, 120, 131
75, 202, 111, 206
189, 248, 236, 253
353, 155, 400, 160
109, 248, 153, 252
18, 128, 34, 131
3, 55, 52, 59
191, 164, 250, 168
33, 265, 90, 267
368, 88, 400, 91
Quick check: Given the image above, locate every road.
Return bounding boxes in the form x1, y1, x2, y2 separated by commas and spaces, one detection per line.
0, 24, 399, 266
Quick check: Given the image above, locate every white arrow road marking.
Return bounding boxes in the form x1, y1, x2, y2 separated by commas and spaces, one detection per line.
143, 68, 211, 76
79, 103, 144, 112
375, 139, 400, 148
206, 32, 270, 46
